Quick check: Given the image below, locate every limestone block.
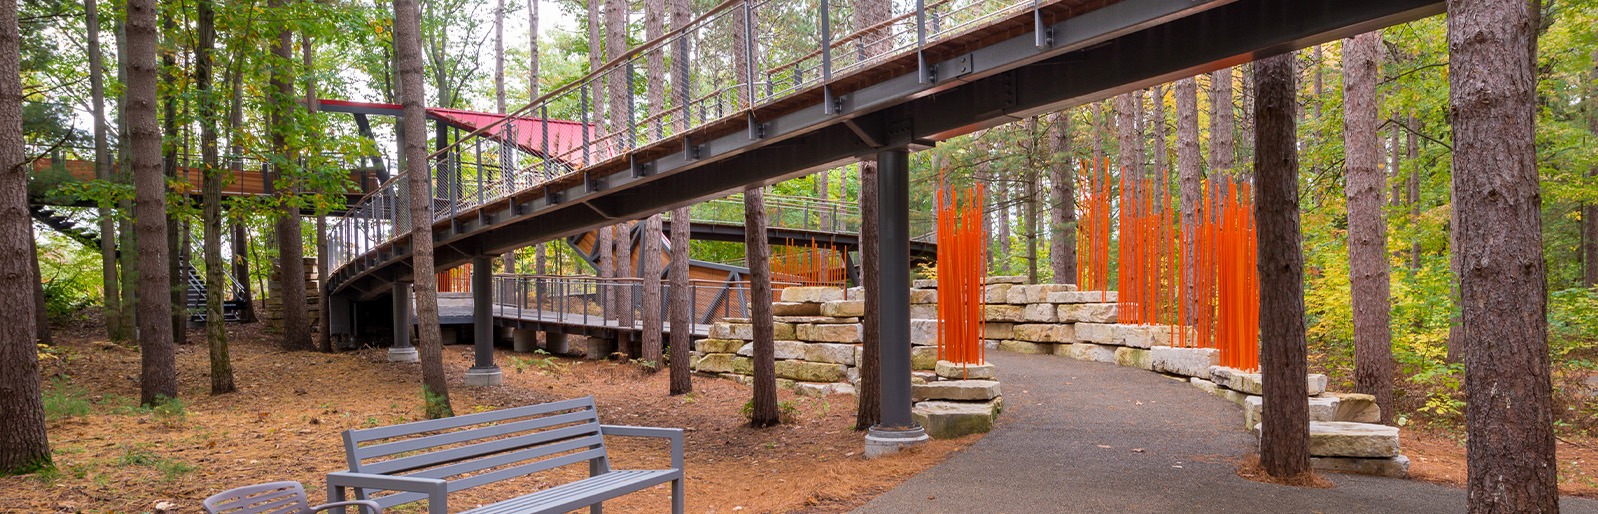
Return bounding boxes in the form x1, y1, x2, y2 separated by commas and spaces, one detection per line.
1059, 343, 1116, 363
912, 279, 938, 289
731, 356, 753, 375
797, 323, 863, 343
793, 382, 836, 397
777, 378, 796, 390
1189, 377, 1221, 395
820, 300, 866, 317
722, 317, 750, 324
911, 346, 939, 370
853, 345, 863, 369
1226, 371, 1327, 396
1307, 422, 1401, 458
1120, 326, 1159, 349
845, 287, 863, 301
983, 322, 1015, 340
1312, 455, 1410, 478
775, 360, 848, 383
983, 305, 1026, 323
772, 301, 821, 316
985, 275, 1027, 285
936, 360, 996, 380
984, 339, 1001, 350
1115, 347, 1153, 370
1046, 290, 1119, 304
776, 316, 839, 324
910, 319, 940, 346
710, 323, 753, 340
722, 373, 752, 386
1022, 303, 1059, 323
1056, 303, 1118, 323
1308, 374, 1328, 396
803, 343, 857, 365
913, 380, 1002, 401
910, 288, 938, 304
1308, 396, 1341, 421
1216, 388, 1251, 407
911, 304, 938, 320
1244, 396, 1339, 431
1074, 323, 1119, 345
696, 338, 745, 354
999, 340, 1053, 355
694, 353, 736, 373
780, 286, 845, 303
1150, 346, 1221, 379
774, 322, 796, 341
1005, 285, 1031, 305
832, 383, 858, 396
983, 284, 1013, 304
912, 370, 937, 384
735, 340, 807, 360
1014, 324, 1076, 344
913, 400, 1001, 439
1324, 392, 1382, 423
1025, 284, 1078, 303
847, 365, 860, 386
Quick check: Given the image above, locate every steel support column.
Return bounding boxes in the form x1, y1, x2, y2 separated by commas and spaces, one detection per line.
865, 148, 928, 458
465, 256, 503, 386
388, 282, 419, 362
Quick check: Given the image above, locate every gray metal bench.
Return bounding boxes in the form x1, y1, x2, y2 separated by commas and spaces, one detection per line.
326, 396, 684, 514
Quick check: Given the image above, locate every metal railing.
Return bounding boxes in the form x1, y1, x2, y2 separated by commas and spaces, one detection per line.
490, 274, 814, 329
330, 0, 1038, 274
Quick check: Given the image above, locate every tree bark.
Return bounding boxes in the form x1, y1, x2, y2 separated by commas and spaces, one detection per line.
614, 223, 634, 356
668, 206, 692, 394
1211, 67, 1236, 206
744, 187, 779, 427
1449, 0, 1558, 510
1049, 110, 1076, 284
226, 52, 255, 323
128, 0, 176, 406
396, 0, 453, 419
116, 18, 140, 339
1151, 84, 1168, 212
1025, 117, 1041, 284
0, 0, 51, 470
270, 0, 310, 351
1343, 31, 1395, 425
1407, 115, 1422, 270
856, 160, 881, 429
161, 10, 185, 348
1584, 45, 1597, 288
86, 0, 124, 341
641, 215, 663, 371
1254, 52, 1310, 480
304, 34, 332, 354
1176, 76, 1202, 325
197, 0, 234, 393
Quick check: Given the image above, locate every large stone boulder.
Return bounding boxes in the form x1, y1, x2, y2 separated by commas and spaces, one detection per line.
910, 319, 940, 346
803, 343, 857, 365
1150, 346, 1220, 379
1046, 290, 1118, 304
775, 360, 848, 383
1312, 455, 1410, 478
1005, 285, 1032, 305
913, 380, 1001, 401
1022, 303, 1059, 322
1014, 324, 1076, 343
797, 323, 863, 343
1306, 421, 1400, 458
696, 338, 745, 354
1115, 347, 1152, 370
982, 322, 1015, 340
820, 300, 865, 317
1025, 284, 1077, 303
1058, 343, 1116, 363
780, 286, 845, 303
1056, 303, 1118, 323
694, 353, 736, 373
910, 288, 937, 304
935, 360, 996, 380
983, 284, 1013, 304
983, 305, 1026, 322
913, 400, 1001, 439
911, 346, 939, 370
1220, 370, 1328, 396
1324, 392, 1382, 423
911, 304, 938, 319
1243, 395, 1342, 431
731, 356, 754, 375
774, 322, 797, 341
736, 340, 808, 360
710, 323, 754, 340
999, 340, 1053, 355
985, 275, 1027, 285
772, 301, 822, 316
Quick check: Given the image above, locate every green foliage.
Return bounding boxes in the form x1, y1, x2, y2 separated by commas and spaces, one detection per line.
42, 378, 92, 421
423, 387, 454, 419
150, 397, 189, 428
741, 399, 799, 423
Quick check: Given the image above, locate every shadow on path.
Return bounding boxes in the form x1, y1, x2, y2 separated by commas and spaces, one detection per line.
854, 351, 1598, 513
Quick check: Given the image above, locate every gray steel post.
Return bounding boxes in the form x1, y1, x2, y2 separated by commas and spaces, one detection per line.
864, 147, 927, 457
466, 256, 503, 386
388, 282, 418, 362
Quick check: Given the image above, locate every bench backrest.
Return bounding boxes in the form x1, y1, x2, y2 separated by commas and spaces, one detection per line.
341, 396, 610, 507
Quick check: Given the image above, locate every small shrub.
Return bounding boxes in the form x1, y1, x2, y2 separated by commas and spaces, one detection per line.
154, 459, 196, 482
150, 397, 188, 428
116, 445, 158, 467
42, 378, 91, 421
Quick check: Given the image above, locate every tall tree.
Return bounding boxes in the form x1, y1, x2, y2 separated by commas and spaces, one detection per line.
666, 0, 692, 395
198, 0, 234, 393
396, 0, 453, 419
1211, 67, 1235, 207
0, 0, 50, 473
1175, 76, 1202, 324
1048, 110, 1076, 284
129, 0, 176, 406
1024, 117, 1041, 283
226, 43, 255, 323
526, 0, 542, 277
86, 0, 124, 341
744, 186, 779, 427
1342, 31, 1394, 424
1450, 0, 1557, 509
1255, 51, 1310, 480
306, 34, 332, 353
641, 216, 663, 370
160, 8, 186, 348
1584, 44, 1597, 288
856, 161, 881, 429
270, 0, 310, 351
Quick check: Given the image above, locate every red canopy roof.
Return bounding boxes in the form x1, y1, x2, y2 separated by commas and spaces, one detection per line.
318, 99, 600, 168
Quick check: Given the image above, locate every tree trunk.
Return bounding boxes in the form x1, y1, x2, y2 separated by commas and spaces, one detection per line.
1254, 52, 1310, 480
744, 187, 779, 427
669, 206, 692, 394
0, 0, 49, 471
161, 10, 186, 348
1025, 117, 1040, 284
1151, 84, 1168, 211
395, 0, 453, 419
1176, 77, 1202, 326
116, 18, 139, 339
32, 236, 49, 346
226, 54, 255, 323
520, 0, 540, 276
1587, 43, 1598, 287
1449, 0, 1558, 510
856, 160, 881, 429
86, 0, 124, 342
1390, 116, 1403, 209
128, 0, 176, 406
1407, 116, 1421, 270
1049, 110, 1076, 284
270, 0, 310, 351
641, 215, 663, 371
197, 0, 234, 393
303, 34, 331, 354
1211, 67, 1236, 210
614, 223, 634, 356
1343, 31, 1395, 425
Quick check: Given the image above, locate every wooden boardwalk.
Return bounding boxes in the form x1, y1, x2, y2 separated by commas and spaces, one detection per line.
435, 298, 713, 338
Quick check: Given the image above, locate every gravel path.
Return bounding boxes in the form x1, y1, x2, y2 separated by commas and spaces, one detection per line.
853, 350, 1598, 513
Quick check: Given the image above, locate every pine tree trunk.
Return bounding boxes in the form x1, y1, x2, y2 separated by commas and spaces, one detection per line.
856, 160, 881, 429
161, 10, 186, 347
1049, 110, 1076, 284
1343, 31, 1395, 425
1116, 91, 1142, 220
128, 0, 176, 406
669, 206, 692, 394
1254, 52, 1310, 480
1151, 84, 1168, 212
614, 223, 635, 356
1583, 45, 1597, 288
641, 215, 663, 371
1211, 67, 1235, 209
395, 0, 453, 419
86, 0, 124, 342
303, 35, 332, 354
744, 187, 779, 427
116, 19, 140, 339
1025, 117, 1040, 284
226, 56, 255, 323
1449, 0, 1558, 509
1407, 116, 1421, 270
270, 0, 310, 351
0, 0, 51, 469
1176, 77, 1202, 325
197, 0, 234, 393
32, 235, 50, 346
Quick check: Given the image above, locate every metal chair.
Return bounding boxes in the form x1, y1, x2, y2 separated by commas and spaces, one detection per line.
203, 481, 382, 514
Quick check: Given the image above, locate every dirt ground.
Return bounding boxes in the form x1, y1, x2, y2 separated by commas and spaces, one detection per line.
1402, 427, 1598, 497
3, 322, 975, 513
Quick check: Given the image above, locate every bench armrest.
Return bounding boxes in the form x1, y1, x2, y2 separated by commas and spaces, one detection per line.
600, 425, 685, 471
326, 472, 448, 514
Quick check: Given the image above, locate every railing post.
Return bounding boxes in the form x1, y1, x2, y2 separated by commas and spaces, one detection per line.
539, 105, 551, 181
676, 33, 692, 132
916, 0, 929, 83
821, 0, 833, 115
626, 61, 638, 150
580, 84, 592, 167
742, 1, 756, 108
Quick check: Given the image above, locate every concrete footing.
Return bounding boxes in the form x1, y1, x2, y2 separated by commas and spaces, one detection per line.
864, 425, 930, 459
512, 329, 538, 353
546, 332, 569, 355
464, 366, 504, 386
387, 347, 419, 362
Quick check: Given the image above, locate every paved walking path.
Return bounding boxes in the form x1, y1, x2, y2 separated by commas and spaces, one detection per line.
854, 351, 1598, 513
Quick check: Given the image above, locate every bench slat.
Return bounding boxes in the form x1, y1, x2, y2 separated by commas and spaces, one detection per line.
401, 434, 603, 481
354, 409, 600, 462
345, 397, 597, 443
370, 427, 602, 478
373, 447, 610, 508
461, 470, 679, 514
